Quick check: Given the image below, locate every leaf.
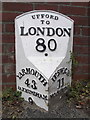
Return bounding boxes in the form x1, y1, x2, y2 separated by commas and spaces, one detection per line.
76, 105, 82, 109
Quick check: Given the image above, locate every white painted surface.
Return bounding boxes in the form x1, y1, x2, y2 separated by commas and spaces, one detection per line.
15, 10, 74, 111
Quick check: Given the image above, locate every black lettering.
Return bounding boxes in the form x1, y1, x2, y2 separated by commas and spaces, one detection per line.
35, 93, 40, 98
56, 28, 63, 37
36, 93, 42, 98
63, 28, 71, 37
63, 68, 70, 76
60, 67, 64, 74
51, 74, 57, 82
56, 70, 60, 77
43, 95, 48, 100
26, 68, 31, 74
33, 91, 37, 96
20, 27, 28, 36
51, 67, 70, 82
22, 69, 26, 76
46, 21, 50, 25
43, 81, 47, 86
36, 38, 46, 52
28, 89, 33, 94
47, 27, 55, 36
26, 88, 28, 93
54, 73, 58, 79
40, 78, 45, 83
28, 27, 36, 35
51, 77, 56, 82
30, 69, 35, 75
50, 15, 54, 19
55, 16, 58, 20
36, 14, 40, 19
38, 74, 47, 85
57, 79, 61, 89
16, 75, 22, 79
45, 14, 49, 18
32, 15, 35, 19
17, 68, 48, 87
19, 86, 48, 100
17, 72, 23, 79
38, 74, 47, 86
39, 94, 43, 99
38, 73, 44, 81
61, 77, 64, 87
22, 87, 25, 92
37, 27, 45, 36
41, 14, 45, 18
41, 20, 44, 24
34, 70, 39, 78
20, 26, 71, 37
18, 86, 21, 90
31, 80, 37, 89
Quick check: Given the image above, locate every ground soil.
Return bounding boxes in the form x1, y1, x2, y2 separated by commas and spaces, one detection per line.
2, 89, 90, 119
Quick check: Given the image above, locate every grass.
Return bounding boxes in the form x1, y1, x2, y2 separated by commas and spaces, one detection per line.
2, 87, 24, 103
67, 79, 90, 108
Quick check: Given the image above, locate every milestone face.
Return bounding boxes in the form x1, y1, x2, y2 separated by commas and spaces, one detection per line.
15, 10, 74, 111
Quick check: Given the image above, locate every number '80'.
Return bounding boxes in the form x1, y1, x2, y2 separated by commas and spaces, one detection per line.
35, 38, 57, 52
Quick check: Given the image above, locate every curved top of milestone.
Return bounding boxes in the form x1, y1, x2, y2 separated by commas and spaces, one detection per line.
15, 10, 74, 23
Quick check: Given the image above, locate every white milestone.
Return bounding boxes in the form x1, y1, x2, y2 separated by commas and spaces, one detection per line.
15, 10, 74, 111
